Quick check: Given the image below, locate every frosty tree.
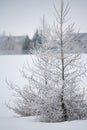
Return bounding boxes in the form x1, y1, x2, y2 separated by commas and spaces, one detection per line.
37, 0, 87, 122
7, 0, 87, 122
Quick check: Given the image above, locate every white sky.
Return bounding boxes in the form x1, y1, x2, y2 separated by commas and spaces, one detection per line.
0, 0, 87, 38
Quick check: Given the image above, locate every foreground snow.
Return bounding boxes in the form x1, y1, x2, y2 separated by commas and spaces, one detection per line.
0, 55, 87, 130
1, 116, 87, 130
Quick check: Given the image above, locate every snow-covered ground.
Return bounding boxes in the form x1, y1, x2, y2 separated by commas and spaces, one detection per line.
1, 116, 87, 130
0, 55, 87, 130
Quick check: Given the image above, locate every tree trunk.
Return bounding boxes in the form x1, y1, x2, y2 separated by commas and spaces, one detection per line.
60, 0, 67, 121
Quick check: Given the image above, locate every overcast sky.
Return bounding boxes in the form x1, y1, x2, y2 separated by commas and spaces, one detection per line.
0, 0, 87, 38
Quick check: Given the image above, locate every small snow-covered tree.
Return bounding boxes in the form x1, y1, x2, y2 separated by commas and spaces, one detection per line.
37, 0, 87, 122
7, 0, 87, 122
